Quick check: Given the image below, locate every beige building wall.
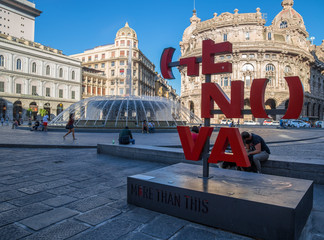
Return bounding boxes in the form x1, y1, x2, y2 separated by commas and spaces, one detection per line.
0, 0, 41, 41
180, 0, 324, 123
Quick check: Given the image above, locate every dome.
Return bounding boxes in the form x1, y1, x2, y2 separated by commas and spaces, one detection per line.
49, 96, 202, 128
272, 0, 306, 31
182, 10, 201, 42
116, 22, 137, 39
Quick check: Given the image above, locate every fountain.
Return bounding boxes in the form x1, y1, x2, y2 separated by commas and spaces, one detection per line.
49, 95, 202, 128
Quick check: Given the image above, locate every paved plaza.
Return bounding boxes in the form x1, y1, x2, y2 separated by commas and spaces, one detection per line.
0, 126, 323, 239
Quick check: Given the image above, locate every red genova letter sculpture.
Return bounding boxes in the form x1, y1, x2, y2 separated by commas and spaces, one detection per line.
161, 39, 304, 168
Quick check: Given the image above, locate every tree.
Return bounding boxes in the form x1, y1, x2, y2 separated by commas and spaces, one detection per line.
39, 109, 48, 117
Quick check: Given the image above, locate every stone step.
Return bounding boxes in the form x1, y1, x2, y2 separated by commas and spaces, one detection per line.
97, 144, 324, 184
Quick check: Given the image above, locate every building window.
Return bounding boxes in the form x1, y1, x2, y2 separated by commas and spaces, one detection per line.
116, 41, 118, 47
280, 21, 288, 29
111, 61, 115, 67
249, 54, 255, 58
32, 86, 37, 95
133, 42, 137, 48
268, 32, 272, 40
111, 70, 115, 76
111, 52, 115, 58
245, 32, 250, 40
286, 35, 290, 42
59, 68, 63, 78
120, 51, 125, 57
16, 83, 21, 94
0, 55, 4, 67
223, 77, 230, 87
59, 89, 63, 98
0, 82, 4, 92
88, 56, 92, 61
265, 64, 275, 72
127, 40, 130, 46
46, 65, 50, 75
119, 88, 124, 95
32, 62, 36, 73
101, 63, 105, 68
46, 87, 50, 97
95, 64, 98, 69
82, 57, 85, 62
133, 52, 137, 58
120, 69, 124, 76
120, 60, 125, 66
72, 91, 75, 99
72, 71, 75, 80
120, 79, 124, 85
242, 54, 247, 59
133, 70, 136, 76
95, 55, 98, 60
121, 40, 125, 46
265, 54, 270, 59
223, 34, 227, 42
110, 89, 114, 95
16, 59, 22, 70
101, 53, 105, 59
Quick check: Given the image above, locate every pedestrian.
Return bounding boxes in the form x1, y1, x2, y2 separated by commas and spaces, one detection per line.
191, 126, 199, 142
142, 120, 148, 133
43, 114, 49, 132
118, 126, 135, 144
5, 117, 9, 126
28, 118, 32, 129
0, 116, 4, 126
12, 119, 18, 129
241, 131, 271, 173
63, 113, 76, 140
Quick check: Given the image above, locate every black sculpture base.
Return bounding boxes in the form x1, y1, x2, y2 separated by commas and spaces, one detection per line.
127, 163, 313, 240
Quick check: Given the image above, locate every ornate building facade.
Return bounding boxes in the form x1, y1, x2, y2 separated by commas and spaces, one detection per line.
155, 74, 178, 102
180, 0, 324, 123
0, 0, 82, 121
81, 67, 107, 98
71, 23, 156, 98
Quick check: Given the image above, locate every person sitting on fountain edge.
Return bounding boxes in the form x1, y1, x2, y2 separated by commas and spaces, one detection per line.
119, 126, 135, 145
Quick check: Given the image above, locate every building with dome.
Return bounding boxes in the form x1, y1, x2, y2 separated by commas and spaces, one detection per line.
71, 22, 157, 98
180, 0, 324, 123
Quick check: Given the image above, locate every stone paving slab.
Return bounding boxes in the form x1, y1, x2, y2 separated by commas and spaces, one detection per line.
22, 220, 89, 240
42, 195, 78, 208
20, 207, 78, 230
0, 223, 32, 240
75, 205, 121, 226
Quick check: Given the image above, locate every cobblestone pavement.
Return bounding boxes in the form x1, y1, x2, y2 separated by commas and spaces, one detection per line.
0, 127, 323, 239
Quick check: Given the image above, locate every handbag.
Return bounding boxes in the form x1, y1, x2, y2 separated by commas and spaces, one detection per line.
65, 124, 69, 129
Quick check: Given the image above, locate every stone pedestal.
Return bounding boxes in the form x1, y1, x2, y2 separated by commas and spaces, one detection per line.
127, 163, 313, 240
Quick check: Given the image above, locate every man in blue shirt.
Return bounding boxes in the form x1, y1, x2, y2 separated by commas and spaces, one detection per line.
119, 126, 135, 144
241, 131, 270, 173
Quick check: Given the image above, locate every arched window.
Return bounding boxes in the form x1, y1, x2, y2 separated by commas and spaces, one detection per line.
32, 62, 36, 73
72, 71, 75, 80
16, 59, 22, 70
59, 68, 63, 78
268, 32, 272, 40
0, 55, 4, 67
46, 65, 50, 75
280, 21, 288, 29
242, 64, 254, 72
265, 64, 275, 72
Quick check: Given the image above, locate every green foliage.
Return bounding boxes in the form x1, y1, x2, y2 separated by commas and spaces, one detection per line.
39, 109, 48, 117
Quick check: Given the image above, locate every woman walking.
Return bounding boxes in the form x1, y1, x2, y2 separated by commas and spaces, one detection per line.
63, 113, 76, 140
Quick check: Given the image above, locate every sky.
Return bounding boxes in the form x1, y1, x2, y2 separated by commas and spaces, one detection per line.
33, 0, 324, 96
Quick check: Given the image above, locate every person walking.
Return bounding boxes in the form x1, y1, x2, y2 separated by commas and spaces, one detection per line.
0, 117, 4, 126
42, 114, 49, 132
63, 113, 76, 140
